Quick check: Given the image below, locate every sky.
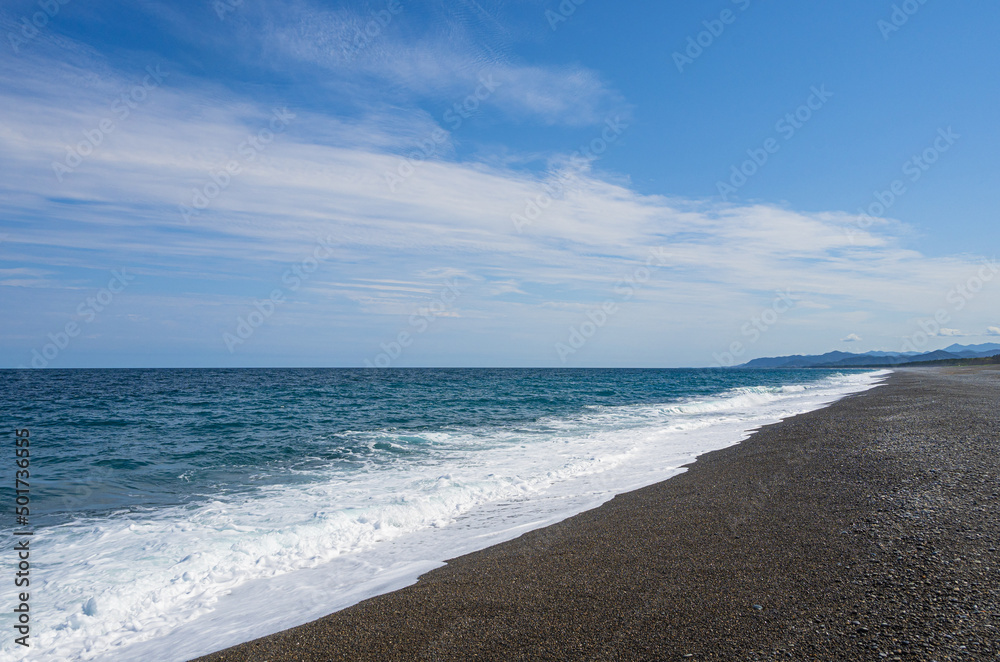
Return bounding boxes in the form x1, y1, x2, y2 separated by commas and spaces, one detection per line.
1, 0, 999, 368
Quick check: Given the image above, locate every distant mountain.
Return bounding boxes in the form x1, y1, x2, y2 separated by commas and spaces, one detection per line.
742, 351, 860, 368
739, 344, 1000, 369
894, 353, 1000, 367
942, 342, 1000, 354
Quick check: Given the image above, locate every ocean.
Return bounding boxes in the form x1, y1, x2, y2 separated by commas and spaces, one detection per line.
0, 368, 886, 661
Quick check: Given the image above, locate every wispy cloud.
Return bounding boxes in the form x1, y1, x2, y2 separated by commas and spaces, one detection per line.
251, 0, 625, 127
1, 55, 994, 309
2, 17, 999, 366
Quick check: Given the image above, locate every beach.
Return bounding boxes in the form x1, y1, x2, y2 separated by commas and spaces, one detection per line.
195, 367, 1000, 661
1, 368, 886, 661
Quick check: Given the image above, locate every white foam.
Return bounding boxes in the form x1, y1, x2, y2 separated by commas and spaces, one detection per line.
1, 370, 889, 661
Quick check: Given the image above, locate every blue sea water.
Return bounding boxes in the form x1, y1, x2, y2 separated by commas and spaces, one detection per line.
0, 368, 885, 661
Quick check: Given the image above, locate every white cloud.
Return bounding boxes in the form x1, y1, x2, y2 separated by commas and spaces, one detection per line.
842, 333, 862, 342
938, 328, 966, 337
486, 280, 526, 296
4, 47, 1000, 366
0, 61, 994, 318
987, 326, 1000, 336
256, 0, 626, 127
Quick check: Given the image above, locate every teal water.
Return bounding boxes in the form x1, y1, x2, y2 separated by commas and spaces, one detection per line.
1, 367, 853, 525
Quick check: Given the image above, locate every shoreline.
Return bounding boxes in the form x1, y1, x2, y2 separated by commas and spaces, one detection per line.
102, 370, 882, 662
195, 367, 999, 661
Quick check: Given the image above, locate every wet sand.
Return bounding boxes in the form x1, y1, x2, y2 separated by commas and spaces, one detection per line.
195, 367, 1000, 661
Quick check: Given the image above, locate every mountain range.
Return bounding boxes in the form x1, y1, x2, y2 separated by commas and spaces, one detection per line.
739, 343, 1000, 369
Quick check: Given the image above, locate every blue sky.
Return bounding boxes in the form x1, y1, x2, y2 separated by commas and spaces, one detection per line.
1, 0, 999, 368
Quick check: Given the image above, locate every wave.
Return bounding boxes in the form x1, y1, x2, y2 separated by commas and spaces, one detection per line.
2, 370, 889, 661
